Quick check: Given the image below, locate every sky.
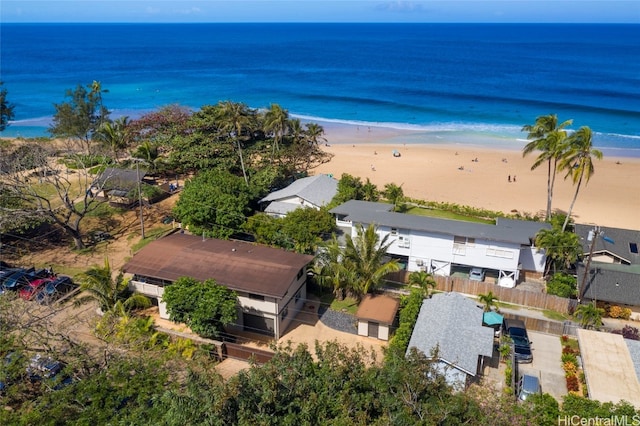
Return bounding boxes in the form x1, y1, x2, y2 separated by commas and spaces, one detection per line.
1, 0, 639, 23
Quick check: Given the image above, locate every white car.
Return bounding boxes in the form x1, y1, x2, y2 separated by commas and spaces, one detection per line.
469, 267, 485, 281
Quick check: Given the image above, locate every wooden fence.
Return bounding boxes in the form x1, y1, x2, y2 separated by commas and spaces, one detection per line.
386, 271, 578, 315
223, 342, 274, 364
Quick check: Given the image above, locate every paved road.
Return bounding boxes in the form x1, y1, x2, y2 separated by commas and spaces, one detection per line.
517, 331, 567, 400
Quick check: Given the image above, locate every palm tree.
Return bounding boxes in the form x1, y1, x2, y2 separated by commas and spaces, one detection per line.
74, 258, 150, 314
383, 183, 404, 212
522, 114, 573, 220
558, 126, 603, 231
574, 302, 604, 329
96, 116, 130, 162
263, 103, 289, 155
408, 270, 436, 298
214, 101, 253, 185
304, 122, 327, 147
362, 178, 379, 202
343, 224, 401, 299
534, 227, 582, 276
477, 291, 499, 312
131, 140, 163, 174
313, 235, 354, 300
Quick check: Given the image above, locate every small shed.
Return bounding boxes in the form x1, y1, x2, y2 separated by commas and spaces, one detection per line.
356, 294, 400, 341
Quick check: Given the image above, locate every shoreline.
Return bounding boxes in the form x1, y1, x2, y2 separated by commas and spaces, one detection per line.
314, 123, 640, 231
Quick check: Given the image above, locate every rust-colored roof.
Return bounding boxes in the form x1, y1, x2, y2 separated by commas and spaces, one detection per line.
122, 233, 314, 298
356, 294, 400, 325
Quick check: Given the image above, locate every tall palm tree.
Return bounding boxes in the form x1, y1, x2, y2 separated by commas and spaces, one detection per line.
477, 291, 499, 312
263, 103, 289, 155
96, 116, 130, 162
408, 270, 436, 298
74, 258, 150, 314
343, 224, 401, 299
574, 302, 604, 329
522, 114, 573, 220
131, 140, 162, 174
558, 126, 603, 231
214, 101, 253, 185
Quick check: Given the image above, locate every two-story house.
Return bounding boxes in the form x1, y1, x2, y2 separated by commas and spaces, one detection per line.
330, 200, 549, 286
122, 232, 314, 339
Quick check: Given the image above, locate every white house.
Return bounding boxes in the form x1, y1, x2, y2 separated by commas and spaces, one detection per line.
259, 174, 338, 217
122, 232, 314, 339
330, 200, 549, 285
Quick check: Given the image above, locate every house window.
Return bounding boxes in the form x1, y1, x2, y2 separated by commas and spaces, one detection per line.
281, 305, 288, 321
249, 293, 265, 301
391, 228, 398, 236
398, 234, 410, 248
297, 268, 304, 280
630, 243, 639, 254
467, 238, 476, 247
453, 236, 466, 255
486, 248, 514, 259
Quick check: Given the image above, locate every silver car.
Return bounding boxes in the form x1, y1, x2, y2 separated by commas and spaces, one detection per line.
518, 374, 541, 401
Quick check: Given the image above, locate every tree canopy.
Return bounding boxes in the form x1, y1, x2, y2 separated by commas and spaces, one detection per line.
161, 276, 238, 339
0, 81, 15, 131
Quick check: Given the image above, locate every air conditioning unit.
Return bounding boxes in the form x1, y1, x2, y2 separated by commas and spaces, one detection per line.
416, 259, 424, 266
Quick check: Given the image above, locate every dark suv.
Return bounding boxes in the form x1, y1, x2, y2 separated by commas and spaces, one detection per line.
504, 319, 533, 363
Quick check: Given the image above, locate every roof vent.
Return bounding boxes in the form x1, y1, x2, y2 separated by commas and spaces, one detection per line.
232, 248, 236, 252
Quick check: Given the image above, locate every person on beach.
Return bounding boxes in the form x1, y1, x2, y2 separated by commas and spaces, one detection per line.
513, 175, 516, 182
508, 175, 511, 182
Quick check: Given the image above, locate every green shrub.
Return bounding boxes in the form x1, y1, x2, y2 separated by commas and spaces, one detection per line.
387, 289, 423, 359
561, 352, 578, 365
546, 273, 577, 298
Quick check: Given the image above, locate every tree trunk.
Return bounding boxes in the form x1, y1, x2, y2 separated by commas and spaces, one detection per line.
546, 159, 553, 220
562, 173, 584, 232
236, 139, 248, 186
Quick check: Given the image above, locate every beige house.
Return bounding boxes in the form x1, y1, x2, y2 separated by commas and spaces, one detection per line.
123, 232, 314, 339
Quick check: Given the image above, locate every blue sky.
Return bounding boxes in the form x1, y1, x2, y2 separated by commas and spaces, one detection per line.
2, 1, 639, 23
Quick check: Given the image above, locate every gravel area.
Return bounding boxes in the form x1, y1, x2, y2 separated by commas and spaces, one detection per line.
318, 306, 357, 335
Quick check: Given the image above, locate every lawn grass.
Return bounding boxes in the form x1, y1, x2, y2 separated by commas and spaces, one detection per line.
319, 292, 359, 315
543, 309, 570, 321
130, 226, 174, 253
404, 206, 494, 224
562, 336, 580, 353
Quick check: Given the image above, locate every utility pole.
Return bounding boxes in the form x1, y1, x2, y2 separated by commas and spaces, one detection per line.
578, 226, 599, 303
135, 160, 145, 239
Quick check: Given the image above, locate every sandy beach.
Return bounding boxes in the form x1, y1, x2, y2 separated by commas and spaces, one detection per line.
313, 123, 640, 231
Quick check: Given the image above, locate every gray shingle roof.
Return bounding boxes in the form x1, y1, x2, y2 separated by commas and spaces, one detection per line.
264, 201, 303, 216
330, 200, 549, 245
260, 174, 338, 207
578, 263, 640, 306
93, 167, 147, 191
406, 292, 494, 376
575, 224, 640, 265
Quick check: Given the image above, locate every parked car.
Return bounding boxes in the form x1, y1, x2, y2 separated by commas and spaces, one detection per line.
27, 354, 72, 389
469, 267, 485, 282
518, 373, 541, 401
19, 277, 54, 301
504, 318, 533, 363
35, 276, 75, 305
1, 267, 35, 292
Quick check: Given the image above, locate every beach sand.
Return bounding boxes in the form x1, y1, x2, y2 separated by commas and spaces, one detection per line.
313, 123, 640, 231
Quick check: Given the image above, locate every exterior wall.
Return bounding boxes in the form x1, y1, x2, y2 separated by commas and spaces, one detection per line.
365, 224, 521, 275
274, 195, 319, 210
129, 265, 310, 339
357, 320, 391, 341
519, 246, 547, 273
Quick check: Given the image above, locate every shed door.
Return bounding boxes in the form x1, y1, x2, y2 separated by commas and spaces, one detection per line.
243, 313, 275, 336
368, 321, 379, 338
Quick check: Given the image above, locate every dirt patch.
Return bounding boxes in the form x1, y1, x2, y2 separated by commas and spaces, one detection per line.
8, 193, 180, 275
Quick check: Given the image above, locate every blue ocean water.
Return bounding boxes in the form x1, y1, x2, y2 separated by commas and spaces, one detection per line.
2, 23, 639, 155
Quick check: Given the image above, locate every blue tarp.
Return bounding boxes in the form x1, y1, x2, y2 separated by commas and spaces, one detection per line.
483, 311, 504, 326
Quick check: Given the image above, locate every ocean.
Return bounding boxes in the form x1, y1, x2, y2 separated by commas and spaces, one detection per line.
2, 23, 639, 156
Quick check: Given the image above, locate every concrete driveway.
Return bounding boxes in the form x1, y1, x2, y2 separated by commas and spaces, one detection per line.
517, 331, 567, 400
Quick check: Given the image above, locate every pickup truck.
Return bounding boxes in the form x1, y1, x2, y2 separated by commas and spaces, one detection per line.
504, 318, 533, 363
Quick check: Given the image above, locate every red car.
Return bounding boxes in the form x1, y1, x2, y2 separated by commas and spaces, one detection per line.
19, 277, 54, 301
